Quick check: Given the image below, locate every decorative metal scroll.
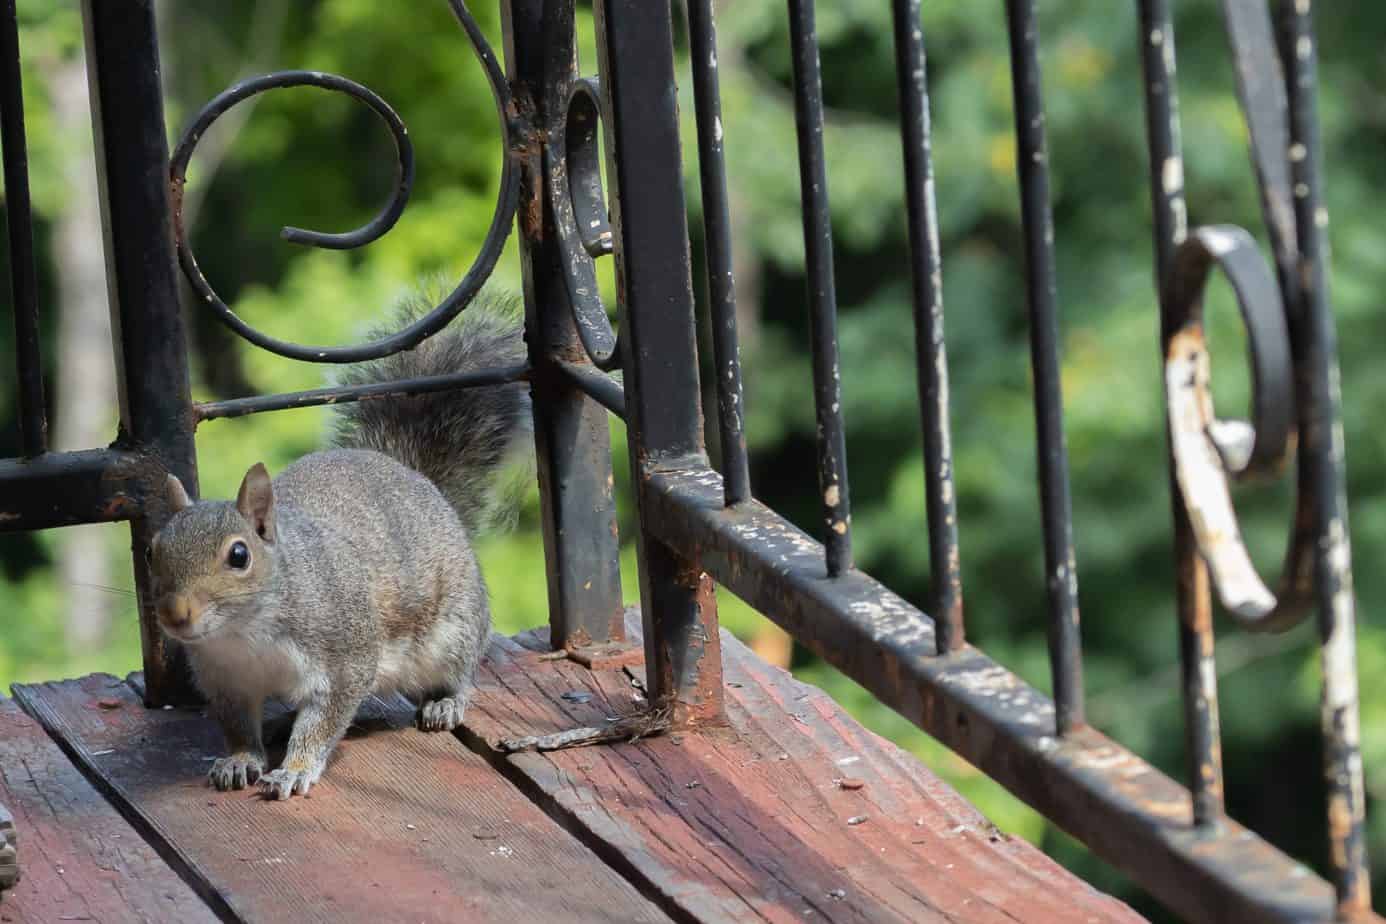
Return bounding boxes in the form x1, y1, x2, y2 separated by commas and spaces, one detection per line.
1161, 0, 1322, 633
547, 77, 622, 371
168, 1, 519, 363
1162, 225, 1312, 631
1159, 0, 1369, 909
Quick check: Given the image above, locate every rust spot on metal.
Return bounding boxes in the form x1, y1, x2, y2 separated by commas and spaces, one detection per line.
520, 181, 544, 243
1328, 793, 1351, 870
1167, 327, 1276, 621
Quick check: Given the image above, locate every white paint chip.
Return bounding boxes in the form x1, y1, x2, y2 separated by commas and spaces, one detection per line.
1162, 156, 1184, 195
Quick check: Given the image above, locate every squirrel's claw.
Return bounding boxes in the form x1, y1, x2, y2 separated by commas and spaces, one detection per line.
209, 753, 265, 791
417, 695, 468, 732
257, 765, 319, 800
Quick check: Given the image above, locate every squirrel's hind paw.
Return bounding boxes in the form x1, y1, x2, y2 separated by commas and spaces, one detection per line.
257, 764, 321, 800
209, 753, 265, 791
417, 695, 467, 732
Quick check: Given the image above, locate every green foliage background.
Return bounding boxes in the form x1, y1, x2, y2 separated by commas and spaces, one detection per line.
3, 1, 1385, 919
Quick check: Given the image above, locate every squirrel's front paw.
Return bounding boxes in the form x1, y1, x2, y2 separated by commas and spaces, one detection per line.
208, 752, 266, 791
257, 760, 322, 800
418, 695, 467, 732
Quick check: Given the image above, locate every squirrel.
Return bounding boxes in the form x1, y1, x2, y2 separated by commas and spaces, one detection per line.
147, 292, 530, 800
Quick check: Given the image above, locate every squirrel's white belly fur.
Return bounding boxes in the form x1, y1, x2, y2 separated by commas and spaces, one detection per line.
373, 617, 471, 696
193, 615, 467, 709
193, 630, 324, 707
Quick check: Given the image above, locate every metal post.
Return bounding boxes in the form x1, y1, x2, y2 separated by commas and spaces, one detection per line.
786, 0, 853, 577
82, 0, 200, 707
502, 0, 625, 655
1004, 0, 1085, 735
1137, 0, 1225, 828
1282, 2, 1372, 912
0, 0, 46, 458
890, 0, 964, 653
592, 0, 723, 726
685, 0, 751, 508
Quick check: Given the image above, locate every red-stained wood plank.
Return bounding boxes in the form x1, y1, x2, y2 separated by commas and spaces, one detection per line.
0, 695, 219, 923
462, 614, 1145, 924
11, 674, 671, 924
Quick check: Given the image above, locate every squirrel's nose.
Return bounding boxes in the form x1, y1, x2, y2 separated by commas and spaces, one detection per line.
157, 594, 196, 632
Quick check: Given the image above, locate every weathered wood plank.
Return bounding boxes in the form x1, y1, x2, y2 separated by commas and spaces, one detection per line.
0, 695, 219, 923
462, 615, 1145, 924
12, 674, 671, 924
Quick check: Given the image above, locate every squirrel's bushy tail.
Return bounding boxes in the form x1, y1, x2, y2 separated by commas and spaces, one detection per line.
332, 288, 531, 534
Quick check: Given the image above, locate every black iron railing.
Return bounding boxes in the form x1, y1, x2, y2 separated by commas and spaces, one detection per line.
0, 1, 1372, 921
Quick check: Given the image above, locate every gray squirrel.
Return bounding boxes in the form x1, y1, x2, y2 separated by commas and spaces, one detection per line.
147, 292, 530, 800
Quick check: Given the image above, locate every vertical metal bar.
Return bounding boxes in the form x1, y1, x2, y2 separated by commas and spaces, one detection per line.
1136, 0, 1188, 279
686, 0, 750, 508
82, 0, 200, 707
1137, 0, 1225, 828
1173, 570, 1223, 828
502, 0, 625, 653
593, 0, 723, 726
890, 0, 963, 653
1280, 2, 1371, 913
0, 0, 46, 457
1003, 0, 1084, 734
786, 0, 851, 577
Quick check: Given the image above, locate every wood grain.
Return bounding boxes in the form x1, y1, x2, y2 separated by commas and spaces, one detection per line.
462, 615, 1145, 924
0, 695, 218, 923
12, 674, 670, 924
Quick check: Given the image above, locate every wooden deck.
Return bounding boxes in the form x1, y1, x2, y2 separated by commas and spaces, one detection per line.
0, 614, 1143, 923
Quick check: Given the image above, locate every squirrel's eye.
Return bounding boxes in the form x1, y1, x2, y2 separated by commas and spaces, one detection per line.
144, 545, 154, 565
227, 540, 250, 571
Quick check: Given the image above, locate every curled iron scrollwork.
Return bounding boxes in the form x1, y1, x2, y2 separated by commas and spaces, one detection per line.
169, 1, 519, 364
547, 77, 622, 372
1160, 1, 1330, 637
1161, 225, 1313, 632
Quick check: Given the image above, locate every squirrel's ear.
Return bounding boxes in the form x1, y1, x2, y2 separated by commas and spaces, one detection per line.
235, 462, 276, 543
165, 474, 192, 513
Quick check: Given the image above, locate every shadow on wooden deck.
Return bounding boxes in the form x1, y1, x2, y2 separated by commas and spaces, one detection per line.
0, 613, 1143, 923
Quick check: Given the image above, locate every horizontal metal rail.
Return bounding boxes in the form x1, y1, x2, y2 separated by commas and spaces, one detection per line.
555, 360, 626, 418
641, 462, 1371, 924
0, 449, 160, 532
193, 363, 531, 423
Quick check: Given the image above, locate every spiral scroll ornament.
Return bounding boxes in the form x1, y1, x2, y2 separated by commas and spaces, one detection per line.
169, 2, 519, 364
